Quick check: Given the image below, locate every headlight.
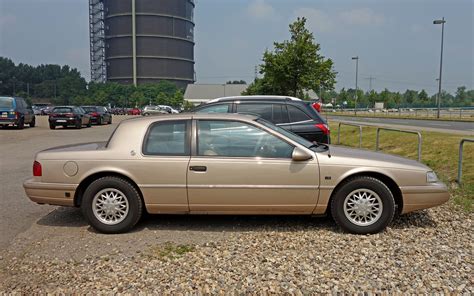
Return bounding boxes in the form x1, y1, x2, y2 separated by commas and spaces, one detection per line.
426, 171, 438, 183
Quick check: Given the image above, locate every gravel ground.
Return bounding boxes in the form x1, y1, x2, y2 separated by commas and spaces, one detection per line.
0, 201, 472, 294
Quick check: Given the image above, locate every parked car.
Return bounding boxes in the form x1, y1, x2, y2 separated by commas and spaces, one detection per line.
0, 96, 36, 129
158, 105, 179, 114
24, 113, 449, 234
81, 106, 112, 125
142, 105, 168, 116
127, 108, 141, 116
48, 106, 91, 129
41, 106, 54, 115
191, 96, 330, 143
32, 106, 42, 115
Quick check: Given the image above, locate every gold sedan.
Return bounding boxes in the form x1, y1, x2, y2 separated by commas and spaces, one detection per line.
23, 114, 449, 234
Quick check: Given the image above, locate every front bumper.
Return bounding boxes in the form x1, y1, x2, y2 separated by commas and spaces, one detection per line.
400, 182, 450, 214
23, 178, 77, 206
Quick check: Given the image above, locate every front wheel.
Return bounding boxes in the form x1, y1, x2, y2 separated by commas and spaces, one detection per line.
81, 176, 143, 233
29, 117, 36, 127
330, 176, 395, 234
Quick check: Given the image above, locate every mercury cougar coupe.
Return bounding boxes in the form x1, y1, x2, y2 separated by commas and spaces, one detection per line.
23, 114, 449, 234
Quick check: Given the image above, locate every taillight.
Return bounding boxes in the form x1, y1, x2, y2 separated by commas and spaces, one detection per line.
65, 113, 74, 117
15, 112, 20, 119
315, 123, 330, 135
312, 102, 322, 113
33, 161, 42, 177
91, 112, 99, 117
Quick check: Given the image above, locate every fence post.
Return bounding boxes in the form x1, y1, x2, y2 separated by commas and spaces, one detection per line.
337, 122, 363, 148
376, 127, 422, 162
457, 139, 474, 186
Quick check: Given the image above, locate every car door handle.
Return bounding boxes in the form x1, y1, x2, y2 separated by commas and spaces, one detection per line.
189, 166, 207, 172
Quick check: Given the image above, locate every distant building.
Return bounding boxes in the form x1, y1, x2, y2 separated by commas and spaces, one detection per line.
184, 84, 248, 105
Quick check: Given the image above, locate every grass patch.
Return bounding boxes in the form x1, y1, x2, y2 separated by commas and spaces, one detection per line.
145, 242, 195, 260
322, 112, 474, 122
331, 123, 473, 212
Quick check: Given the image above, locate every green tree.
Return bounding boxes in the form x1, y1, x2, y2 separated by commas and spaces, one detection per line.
244, 17, 336, 97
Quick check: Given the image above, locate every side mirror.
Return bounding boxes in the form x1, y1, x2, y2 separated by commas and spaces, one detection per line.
292, 147, 312, 161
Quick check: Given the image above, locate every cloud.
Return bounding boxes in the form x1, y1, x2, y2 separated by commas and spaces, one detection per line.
339, 8, 384, 26
247, 0, 276, 20
0, 15, 17, 27
292, 7, 385, 34
293, 8, 334, 33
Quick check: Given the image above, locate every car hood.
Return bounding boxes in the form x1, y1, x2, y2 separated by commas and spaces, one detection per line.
316, 145, 430, 171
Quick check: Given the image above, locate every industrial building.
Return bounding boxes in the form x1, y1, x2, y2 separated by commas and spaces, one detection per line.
89, 0, 195, 88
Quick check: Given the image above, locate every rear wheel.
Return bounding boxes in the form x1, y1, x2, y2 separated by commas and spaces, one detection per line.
97, 117, 102, 125
108, 116, 112, 124
330, 176, 395, 234
29, 117, 36, 127
49, 123, 56, 129
81, 176, 143, 233
17, 118, 24, 130
75, 119, 82, 129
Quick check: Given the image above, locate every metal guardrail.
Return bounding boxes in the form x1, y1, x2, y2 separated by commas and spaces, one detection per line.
375, 127, 422, 162
457, 138, 474, 186
337, 122, 363, 148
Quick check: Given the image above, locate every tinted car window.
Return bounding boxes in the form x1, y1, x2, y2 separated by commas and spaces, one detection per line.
82, 107, 97, 112
272, 104, 287, 124
197, 120, 293, 158
196, 104, 230, 113
0, 97, 14, 108
287, 105, 311, 122
143, 121, 189, 156
53, 107, 73, 113
235, 104, 272, 121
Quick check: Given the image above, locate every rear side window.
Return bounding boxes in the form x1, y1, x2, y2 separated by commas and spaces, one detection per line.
196, 104, 230, 113
0, 97, 14, 109
287, 105, 311, 122
143, 121, 189, 156
235, 103, 272, 121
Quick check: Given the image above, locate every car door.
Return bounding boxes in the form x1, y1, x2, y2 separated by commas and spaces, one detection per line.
187, 119, 319, 214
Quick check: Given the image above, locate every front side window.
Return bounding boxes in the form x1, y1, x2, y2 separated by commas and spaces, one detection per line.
197, 120, 293, 158
143, 121, 189, 156
196, 104, 230, 114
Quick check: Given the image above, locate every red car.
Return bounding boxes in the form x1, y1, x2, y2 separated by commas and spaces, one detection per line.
127, 108, 141, 115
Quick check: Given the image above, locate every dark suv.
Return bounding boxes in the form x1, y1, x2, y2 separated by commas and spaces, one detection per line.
0, 96, 36, 129
192, 96, 330, 143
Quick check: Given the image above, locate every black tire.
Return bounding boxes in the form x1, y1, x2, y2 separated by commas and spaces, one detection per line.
81, 176, 143, 234
75, 119, 82, 129
330, 176, 395, 234
97, 117, 102, 125
108, 116, 112, 124
49, 123, 56, 129
17, 118, 24, 130
29, 117, 36, 127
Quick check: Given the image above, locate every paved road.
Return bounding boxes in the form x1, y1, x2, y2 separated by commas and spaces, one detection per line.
0, 116, 125, 250
326, 115, 474, 135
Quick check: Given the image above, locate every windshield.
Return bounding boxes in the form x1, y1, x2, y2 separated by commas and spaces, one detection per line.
0, 97, 14, 109
256, 118, 315, 148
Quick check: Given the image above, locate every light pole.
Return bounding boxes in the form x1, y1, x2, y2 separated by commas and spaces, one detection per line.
352, 56, 359, 115
433, 17, 446, 119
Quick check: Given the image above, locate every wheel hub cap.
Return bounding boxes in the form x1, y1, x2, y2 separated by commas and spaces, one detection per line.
92, 188, 129, 225
343, 188, 383, 226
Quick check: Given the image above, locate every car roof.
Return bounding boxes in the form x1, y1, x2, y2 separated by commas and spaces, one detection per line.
53, 106, 77, 108
121, 113, 259, 125
206, 95, 302, 104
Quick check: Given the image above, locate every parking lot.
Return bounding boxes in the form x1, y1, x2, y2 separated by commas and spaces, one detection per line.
0, 116, 472, 293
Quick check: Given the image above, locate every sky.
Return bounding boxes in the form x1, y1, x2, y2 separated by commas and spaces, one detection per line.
0, 0, 472, 94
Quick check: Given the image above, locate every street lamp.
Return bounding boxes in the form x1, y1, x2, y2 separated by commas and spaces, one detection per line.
433, 17, 446, 119
352, 56, 359, 115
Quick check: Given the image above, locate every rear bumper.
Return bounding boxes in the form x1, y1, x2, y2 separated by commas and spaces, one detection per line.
400, 182, 450, 214
0, 118, 18, 125
23, 178, 77, 206
49, 118, 77, 125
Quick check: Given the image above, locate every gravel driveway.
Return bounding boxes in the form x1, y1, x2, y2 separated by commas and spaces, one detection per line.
0, 202, 472, 294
